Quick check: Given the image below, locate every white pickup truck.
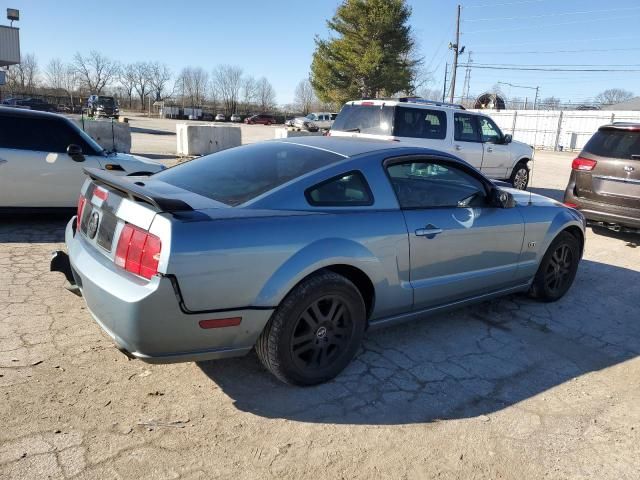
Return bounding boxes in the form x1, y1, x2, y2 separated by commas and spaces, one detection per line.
329, 98, 533, 189
292, 112, 336, 132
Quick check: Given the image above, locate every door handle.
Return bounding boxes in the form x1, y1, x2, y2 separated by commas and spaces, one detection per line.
486, 147, 493, 152
415, 225, 443, 237
454, 145, 462, 151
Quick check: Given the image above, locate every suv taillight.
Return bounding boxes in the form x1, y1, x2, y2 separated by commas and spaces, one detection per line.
114, 224, 162, 280
76, 195, 86, 229
572, 157, 597, 171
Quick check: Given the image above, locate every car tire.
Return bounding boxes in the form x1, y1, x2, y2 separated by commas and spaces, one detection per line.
256, 270, 366, 386
528, 231, 580, 302
509, 161, 530, 190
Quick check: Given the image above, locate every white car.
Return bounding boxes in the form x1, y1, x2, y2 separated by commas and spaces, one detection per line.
215, 113, 226, 122
329, 98, 533, 189
230, 114, 242, 122
0, 107, 165, 210
293, 112, 335, 132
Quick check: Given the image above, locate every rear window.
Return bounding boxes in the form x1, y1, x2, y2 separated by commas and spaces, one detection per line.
584, 130, 640, 159
331, 104, 394, 135
154, 142, 343, 206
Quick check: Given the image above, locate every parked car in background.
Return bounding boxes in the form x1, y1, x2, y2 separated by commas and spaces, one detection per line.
330, 98, 534, 189
230, 114, 242, 122
86, 95, 119, 119
293, 112, 334, 132
2, 97, 57, 112
564, 123, 640, 232
0, 107, 164, 210
215, 113, 226, 122
52, 136, 584, 385
245, 113, 276, 125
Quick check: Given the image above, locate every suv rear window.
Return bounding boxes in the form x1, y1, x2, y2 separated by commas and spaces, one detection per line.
332, 104, 394, 135
154, 142, 343, 206
584, 129, 640, 159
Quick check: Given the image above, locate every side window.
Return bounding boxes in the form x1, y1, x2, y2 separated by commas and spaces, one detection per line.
0, 116, 94, 153
454, 113, 481, 142
386, 160, 487, 209
306, 171, 373, 206
479, 117, 503, 143
394, 108, 447, 140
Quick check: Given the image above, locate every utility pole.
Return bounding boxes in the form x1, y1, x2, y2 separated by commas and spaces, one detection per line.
449, 4, 462, 103
442, 63, 448, 102
533, 86, 539, 111
461, 51, 473, 106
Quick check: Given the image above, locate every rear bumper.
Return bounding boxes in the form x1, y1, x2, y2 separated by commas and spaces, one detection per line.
56, 218, 273, 363
564, 187, 640, 230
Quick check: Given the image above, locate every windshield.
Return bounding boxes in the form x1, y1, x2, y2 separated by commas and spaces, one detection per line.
331, 104, 394, 135
98, 96, 115, 106
154, 142, 343, 206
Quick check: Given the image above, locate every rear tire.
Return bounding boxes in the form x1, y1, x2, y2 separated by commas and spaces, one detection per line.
528, 232, 580, 302
510, 161, 530, 190
256, 271, 366, 386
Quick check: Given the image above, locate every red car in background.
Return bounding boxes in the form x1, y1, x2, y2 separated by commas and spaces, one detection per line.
245, 114, 276, 125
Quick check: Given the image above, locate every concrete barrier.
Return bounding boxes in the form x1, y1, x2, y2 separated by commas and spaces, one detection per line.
274, 128, 323, 139
176, 123, 242, 156
73, 119, 131, 153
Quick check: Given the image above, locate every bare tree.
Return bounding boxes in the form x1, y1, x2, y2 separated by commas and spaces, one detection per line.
6, 53, 39, 93
212, 65, 244, 115
256, 77, 276, 112
119, 64, 137, 108
45, 58, 66, 91
595, 88, 634, 106
241, 75, 257, 114
131, 62, 152, 109
540, 96, 561, 110
294, 79, 316, 115
72, 51, 119, 94
149, 62, 172, 101
178, 67, 208, 107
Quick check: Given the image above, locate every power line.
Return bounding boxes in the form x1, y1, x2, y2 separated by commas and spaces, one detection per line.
464, 14, 640, 34
473, 47, 640, 55
468, 65, 640, 72
471, 34, 639, 48
465, 5, 640, 22
465, 0, 547, 8
472, 63, 640, 67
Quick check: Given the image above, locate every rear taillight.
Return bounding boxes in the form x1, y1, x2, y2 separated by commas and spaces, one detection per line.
572, 157, 597, 171
76, 195, 86, 228
114, 224, 162, 280
564, 202, 578, 208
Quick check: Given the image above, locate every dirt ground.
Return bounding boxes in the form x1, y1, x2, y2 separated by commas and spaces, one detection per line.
1, 128, 639, 479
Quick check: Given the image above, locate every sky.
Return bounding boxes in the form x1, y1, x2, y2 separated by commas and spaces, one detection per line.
4, 0, 640, 105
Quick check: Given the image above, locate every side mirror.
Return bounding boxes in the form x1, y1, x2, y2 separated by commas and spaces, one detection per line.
503, 134, 513, 144
67, 144, 84, 162
491, 187, 515, 208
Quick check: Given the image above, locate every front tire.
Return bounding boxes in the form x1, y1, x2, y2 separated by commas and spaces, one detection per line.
510, 161, 530, 190
256, 271, 366, 386
528, 232, 580, 302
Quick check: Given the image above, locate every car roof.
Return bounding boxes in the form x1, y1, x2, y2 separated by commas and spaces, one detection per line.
272, 135, 450, 158
346, 98, 466, 111
0, 106, 60, 119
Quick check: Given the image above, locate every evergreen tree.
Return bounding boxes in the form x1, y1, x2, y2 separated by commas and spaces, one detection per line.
311, 0, 420, 106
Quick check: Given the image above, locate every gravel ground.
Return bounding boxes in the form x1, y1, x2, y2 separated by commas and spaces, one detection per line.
1, 140, 639, 479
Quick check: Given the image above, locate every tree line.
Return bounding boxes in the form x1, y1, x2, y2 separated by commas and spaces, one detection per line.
1, 51, 284, 115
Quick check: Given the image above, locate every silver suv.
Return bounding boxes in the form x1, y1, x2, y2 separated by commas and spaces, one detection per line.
330, 98, 533, 189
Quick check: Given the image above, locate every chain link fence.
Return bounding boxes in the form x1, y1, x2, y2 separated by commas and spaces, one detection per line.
470, 109, 640, 152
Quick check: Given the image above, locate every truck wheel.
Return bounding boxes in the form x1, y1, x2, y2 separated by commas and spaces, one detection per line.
528, 232, 580, 302
256, 271, 366, 386
510, 161, 530, 190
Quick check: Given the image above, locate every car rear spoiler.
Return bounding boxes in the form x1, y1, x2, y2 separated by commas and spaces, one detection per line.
84, 167, 194, 212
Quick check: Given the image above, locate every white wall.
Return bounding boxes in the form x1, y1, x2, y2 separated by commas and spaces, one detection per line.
470, 109, 640, 151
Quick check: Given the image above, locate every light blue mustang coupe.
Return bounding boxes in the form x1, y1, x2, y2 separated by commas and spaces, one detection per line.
52, 137, 585, 385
